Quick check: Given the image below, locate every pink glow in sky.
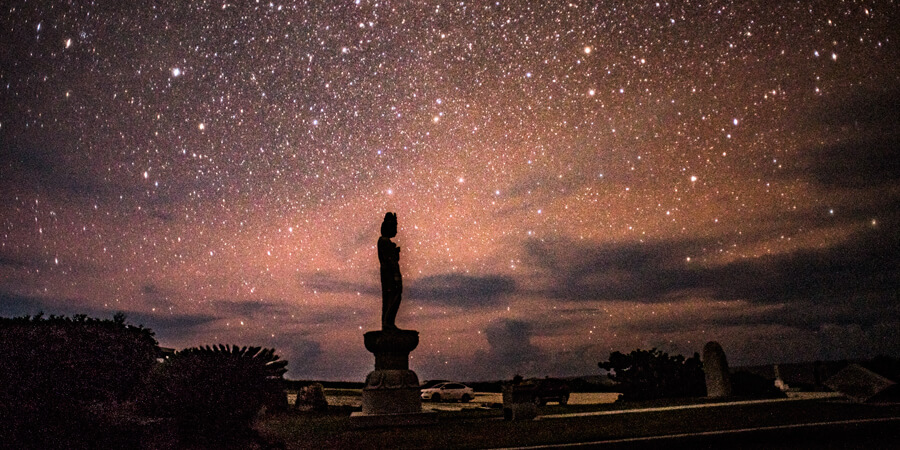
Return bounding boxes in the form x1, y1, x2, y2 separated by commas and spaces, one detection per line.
2, 1, 898, 380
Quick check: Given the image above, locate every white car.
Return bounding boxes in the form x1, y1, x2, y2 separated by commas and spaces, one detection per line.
420, 382, 475, 402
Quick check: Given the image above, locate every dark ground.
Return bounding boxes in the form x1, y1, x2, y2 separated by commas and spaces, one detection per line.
554, 417, 900, 449
259, 398, 900, 449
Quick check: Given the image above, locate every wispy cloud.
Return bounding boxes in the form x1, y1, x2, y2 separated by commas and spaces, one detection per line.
408, 273, 516, 306
526, 216, 899, 306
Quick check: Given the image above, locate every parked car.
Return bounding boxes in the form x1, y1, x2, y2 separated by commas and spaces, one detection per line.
420, 382, 475, 402
529, 378, 571, 405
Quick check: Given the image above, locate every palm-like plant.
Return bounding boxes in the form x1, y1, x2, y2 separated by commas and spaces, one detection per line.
177, 344, 288, 379
140, 344, 288, 441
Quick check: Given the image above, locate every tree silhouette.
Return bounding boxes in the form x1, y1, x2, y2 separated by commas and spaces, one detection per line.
599, 348, 705, 401
0, 313, 159, 446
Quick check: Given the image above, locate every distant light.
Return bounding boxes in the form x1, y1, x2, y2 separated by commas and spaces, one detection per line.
588, 89, 595, 96
584, 46, 591, 54
733, 118, 739, 126
690, 175, 698, 182
171, 68, 181, 77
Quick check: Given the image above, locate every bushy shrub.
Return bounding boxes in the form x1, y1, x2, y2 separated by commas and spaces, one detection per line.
139, 344, 288, 443
0, 313, 159, 446
599, 348, 706, 401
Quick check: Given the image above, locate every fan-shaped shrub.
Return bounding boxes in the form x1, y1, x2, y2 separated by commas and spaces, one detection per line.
139, 344, 287, 442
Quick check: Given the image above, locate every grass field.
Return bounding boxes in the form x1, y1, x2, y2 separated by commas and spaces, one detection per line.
260, 395, 900, 449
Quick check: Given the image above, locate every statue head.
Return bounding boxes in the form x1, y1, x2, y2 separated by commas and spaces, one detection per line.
380, 212, 397, 238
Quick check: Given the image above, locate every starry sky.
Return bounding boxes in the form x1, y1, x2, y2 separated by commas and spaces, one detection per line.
2, 1, 899, 381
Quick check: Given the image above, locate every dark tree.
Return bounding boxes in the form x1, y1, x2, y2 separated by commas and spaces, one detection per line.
599, 348, 706, 401
0, 313, 160, 447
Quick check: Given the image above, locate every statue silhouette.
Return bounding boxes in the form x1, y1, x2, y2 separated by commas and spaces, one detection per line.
378, 212, 402, 330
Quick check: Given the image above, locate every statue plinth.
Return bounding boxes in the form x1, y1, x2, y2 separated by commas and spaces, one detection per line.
350, 329, 437, 427
364, 329, 418, 370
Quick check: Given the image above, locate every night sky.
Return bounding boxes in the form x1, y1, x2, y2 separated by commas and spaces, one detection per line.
2, 1, 898, 381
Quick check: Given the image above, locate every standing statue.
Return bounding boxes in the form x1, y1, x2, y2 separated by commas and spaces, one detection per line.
352, 212, 431, 424
378, 212, 402, 330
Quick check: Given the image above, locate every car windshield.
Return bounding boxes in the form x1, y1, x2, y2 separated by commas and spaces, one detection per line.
420, 380, 448, 389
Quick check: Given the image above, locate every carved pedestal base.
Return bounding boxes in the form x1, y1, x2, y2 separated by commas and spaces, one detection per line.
349, 330, 437, 427
361, 369, 421, 414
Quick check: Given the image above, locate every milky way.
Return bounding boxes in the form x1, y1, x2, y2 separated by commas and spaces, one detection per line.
2, 1, 898, 380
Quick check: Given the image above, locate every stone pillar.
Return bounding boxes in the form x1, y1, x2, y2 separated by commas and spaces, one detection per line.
350, 329, 437, 426
703, 341, 733, 398
502, 384, 538, 421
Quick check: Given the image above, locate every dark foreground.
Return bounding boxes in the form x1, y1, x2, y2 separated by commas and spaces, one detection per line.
551, 417, 900, 449
259, 398, 900, 449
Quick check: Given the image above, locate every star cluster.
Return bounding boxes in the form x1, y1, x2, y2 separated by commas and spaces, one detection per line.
2, 1, 898, 380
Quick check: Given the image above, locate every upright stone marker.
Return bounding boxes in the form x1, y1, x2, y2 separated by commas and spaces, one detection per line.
350, 213, 436, 427
703, 341, 732, 398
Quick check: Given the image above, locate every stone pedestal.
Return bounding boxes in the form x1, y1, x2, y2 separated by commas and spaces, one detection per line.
350, 330, 437, 427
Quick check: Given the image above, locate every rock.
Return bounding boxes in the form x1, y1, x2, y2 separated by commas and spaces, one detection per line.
825, 364, 897, 403
294, 383, 328, 412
